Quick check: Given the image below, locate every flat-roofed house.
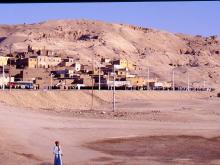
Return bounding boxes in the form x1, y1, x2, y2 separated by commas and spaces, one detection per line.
126, 76, 146, 87
81, 64, 92, 73
101, 58, 111, 64
154, 81, 172, 89
116, 68, 129, 77
28, 57, 38, 68
73, 62, 81, 72
81, 74, 93, 86
112, 58, 134, 70
60, 57, 75, 67
0, 56, 9, 66
16, 56, 37, 69
0, 76, 14, 87
37, 56, 61, 68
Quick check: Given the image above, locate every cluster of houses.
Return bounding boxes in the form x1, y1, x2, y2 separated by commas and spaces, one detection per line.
0, 45, 177, 90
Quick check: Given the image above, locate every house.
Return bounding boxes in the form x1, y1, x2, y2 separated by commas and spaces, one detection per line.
51, 69, 81, 79
154, 81, 172, 89
31, 46, 55, 56
60, 57, 75, 67
81, 64, 93, 73
80, 74, 93, 86
126, 76, 146, 87
6, 56, 16, 66
51, 69, 68, 78
112, 58, 134, 70
15, 48, 62, 69
73, 62, 81, 72
16, 56, 38, 69
101, 58, 111, 64
116, 68, 129, 77
28, 57, 38, 68
92, 67, 104, 76
93, 75, 107, 87
0, 56, 9, 66
15, 51, 29, 59
15, 68, 50, 88
100, 65, 113, 75
37, 56, 61, 68
0, 75, 14, 87
107, 80, 131, 87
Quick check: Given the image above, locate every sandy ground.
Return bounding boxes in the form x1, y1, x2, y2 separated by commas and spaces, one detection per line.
0, 90, 220, 165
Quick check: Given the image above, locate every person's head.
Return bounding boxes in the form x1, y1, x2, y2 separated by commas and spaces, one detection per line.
55, 141, 59, 146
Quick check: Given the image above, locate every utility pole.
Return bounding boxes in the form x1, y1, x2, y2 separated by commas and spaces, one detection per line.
50, 73, 53, 90
113, 64, 116, 112
2, 64, 5, 90
91, 51, 94, 110
107, 72, 109, 90
9, 45, 12, 92
172, 70, 175, 91
147, 67, 150, 90
187, 72, 190, 91
203, 80, 206, 90
9, 58, 11, 91
98, 66, 101, 90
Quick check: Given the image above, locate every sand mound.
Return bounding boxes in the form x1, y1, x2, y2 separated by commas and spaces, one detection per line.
0, 90, 212, 111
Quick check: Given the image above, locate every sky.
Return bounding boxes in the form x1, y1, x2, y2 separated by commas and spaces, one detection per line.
0, 2, 219, 37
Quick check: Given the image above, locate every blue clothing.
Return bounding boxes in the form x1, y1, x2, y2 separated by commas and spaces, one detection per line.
53, 146, 62, 165
54, 154, 62, 165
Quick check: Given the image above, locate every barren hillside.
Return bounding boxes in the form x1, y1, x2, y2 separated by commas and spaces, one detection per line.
0, 19, 220, 90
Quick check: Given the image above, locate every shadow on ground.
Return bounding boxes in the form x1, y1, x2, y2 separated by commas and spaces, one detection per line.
86, 135, 220, 164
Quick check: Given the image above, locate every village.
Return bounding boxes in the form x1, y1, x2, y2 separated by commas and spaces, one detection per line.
0, 45, 213, 91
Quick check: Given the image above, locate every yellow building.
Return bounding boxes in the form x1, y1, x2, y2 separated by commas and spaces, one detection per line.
27, 57, 37, 68
0, 56, 9, 66
93, 67, 104, 75
127, 76, 146, 86
113, 58, 134, 70
162, 81, 172, 88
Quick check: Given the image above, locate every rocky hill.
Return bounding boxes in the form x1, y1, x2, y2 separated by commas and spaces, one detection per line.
0, 19, 220, 90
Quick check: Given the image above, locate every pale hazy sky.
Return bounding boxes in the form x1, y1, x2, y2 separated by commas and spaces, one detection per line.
0, 2, 219, 37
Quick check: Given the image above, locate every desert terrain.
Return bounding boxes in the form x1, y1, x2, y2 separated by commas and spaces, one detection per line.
0, 19, 220, 90
0, 90, 220, 165
0, 19, 220, 165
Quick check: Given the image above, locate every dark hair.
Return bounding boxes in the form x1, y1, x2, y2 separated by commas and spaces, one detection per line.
55, 141, 59, 146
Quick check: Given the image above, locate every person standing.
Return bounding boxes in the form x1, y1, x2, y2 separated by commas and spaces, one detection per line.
53, 141, 63, 165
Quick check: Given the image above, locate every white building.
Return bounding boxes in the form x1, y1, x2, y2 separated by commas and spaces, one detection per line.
37, 56, 62, 68
107, 80, 131, 87
73, 62, 81, 72
0, 76, 14, 86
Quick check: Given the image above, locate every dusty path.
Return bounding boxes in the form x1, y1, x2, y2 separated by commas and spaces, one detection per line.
0, 91, 220, 165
